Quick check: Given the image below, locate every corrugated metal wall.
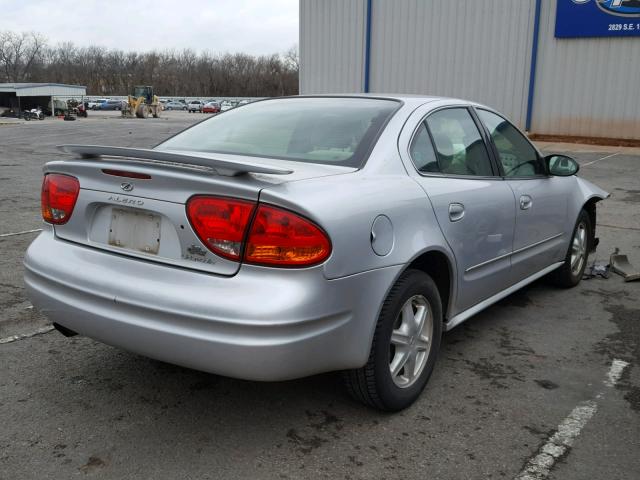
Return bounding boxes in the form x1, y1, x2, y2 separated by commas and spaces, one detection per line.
369, 0, 536, 128
299, 0, 366, 94
299, 0, 640, 139
530, 0, 640, 139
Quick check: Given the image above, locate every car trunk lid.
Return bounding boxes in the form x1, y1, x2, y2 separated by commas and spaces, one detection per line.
48, 146, 355, 275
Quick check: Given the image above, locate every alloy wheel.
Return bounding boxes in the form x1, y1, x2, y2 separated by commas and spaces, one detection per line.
389, 294, 433, 388
570, 221, 587, 275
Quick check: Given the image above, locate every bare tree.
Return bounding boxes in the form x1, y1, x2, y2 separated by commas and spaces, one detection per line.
284, 44, 299, 72
0, 29, 299, 97
0, 31, 46, 82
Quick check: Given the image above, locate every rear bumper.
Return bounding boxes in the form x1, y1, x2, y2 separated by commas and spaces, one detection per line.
24, 231, 401, 381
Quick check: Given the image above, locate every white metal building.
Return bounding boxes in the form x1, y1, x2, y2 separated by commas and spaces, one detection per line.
0, 83, 86, 115
300, 0, 640, 140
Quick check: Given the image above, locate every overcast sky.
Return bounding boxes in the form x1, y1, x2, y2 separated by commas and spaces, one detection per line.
0, 0, 299, 55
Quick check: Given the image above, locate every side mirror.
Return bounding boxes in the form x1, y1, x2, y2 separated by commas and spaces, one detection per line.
545, 154, 579, 176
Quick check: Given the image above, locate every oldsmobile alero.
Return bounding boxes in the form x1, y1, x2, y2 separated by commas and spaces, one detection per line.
24, 95, 608, 410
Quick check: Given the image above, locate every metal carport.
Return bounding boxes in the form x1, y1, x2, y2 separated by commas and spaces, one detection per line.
0, 83, 86, 116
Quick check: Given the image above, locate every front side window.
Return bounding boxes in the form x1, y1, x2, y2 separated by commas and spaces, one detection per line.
424, 108, 493, 176
477, 109, 544, 177
157, 97, 400, 167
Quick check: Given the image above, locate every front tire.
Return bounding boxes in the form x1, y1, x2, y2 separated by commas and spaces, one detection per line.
551, 209, 591, 288
343, 269, 443, 411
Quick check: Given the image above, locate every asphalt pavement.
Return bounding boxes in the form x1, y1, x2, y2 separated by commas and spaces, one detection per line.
0, 111, 638, 479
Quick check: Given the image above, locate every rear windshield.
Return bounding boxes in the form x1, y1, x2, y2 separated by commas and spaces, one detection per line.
156, 97, 400, 167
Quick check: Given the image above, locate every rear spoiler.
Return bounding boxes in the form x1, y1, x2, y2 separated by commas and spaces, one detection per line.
57, 145, 294, 177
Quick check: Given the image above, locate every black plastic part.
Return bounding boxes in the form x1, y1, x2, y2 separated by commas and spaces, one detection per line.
53, 323, 78, 337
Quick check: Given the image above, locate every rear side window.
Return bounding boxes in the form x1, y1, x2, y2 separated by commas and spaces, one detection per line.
425, 108, 493, 177
409, 123, 439, 173
156, 97, 400, 167
476, 109, 545, 177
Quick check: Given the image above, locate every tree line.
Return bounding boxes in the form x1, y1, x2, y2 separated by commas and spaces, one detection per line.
0, 31, 299, 97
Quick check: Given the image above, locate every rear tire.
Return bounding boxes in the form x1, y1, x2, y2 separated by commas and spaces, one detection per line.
343, 269, 443, 411
550, 209, 591, 288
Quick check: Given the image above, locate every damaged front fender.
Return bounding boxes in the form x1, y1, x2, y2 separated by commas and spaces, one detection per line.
575, 176, 610, 203
572, 176, 609, 253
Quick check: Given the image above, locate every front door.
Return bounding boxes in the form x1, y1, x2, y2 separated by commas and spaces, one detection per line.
475, 109, 568, 282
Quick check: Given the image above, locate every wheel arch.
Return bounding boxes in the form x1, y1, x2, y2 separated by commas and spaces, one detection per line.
405, 249, 456, 322
582, 194, 606, 249
365, 246, 456, 357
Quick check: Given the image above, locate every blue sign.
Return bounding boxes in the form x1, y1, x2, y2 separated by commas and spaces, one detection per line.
556, 0, 640, 38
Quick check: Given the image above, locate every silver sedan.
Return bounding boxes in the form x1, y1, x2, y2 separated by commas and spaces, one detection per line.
25, 95, 607, 411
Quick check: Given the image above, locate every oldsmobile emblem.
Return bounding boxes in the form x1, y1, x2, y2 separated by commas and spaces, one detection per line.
120, 182, 134, 192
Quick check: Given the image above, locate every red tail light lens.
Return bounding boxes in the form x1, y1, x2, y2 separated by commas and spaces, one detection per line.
186, 196, 332, 267
186, 196, 255, 260
245, 205, 331, 267
41, 174, 80, 224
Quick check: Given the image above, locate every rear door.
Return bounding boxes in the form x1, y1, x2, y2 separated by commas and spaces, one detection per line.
405, 106, 516, 313
475, 109, 568, 282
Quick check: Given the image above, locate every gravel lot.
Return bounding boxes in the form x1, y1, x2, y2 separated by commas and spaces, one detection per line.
1, 111, 638, 479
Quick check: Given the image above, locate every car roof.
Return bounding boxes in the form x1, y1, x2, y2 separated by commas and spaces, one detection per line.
275, 93, 486, 110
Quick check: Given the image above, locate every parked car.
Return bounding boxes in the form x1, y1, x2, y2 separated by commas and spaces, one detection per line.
26, 95, 607, 411
187, 100, 203, 113
164, 101, 187, 111
88, 99, 108, 110
220, 100, 236, 111
100, 99, 124, 111
202, 101, 220, 113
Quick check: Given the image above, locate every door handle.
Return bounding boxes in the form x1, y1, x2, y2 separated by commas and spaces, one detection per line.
449, 203, 465, 222
520, 195, 532, 210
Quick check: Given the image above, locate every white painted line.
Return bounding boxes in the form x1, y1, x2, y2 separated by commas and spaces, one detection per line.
515, 359, 629, 480
582, 152, 619, 167
516, 401, 597, 480
604, 359, 629, 387
0, 325, 54, 344
0, 228, 42, 238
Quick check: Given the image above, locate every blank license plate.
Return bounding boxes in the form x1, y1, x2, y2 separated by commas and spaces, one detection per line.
108, 208, 161, 255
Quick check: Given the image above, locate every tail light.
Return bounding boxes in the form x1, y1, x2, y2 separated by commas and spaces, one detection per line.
186, 196, 255, 261
245, 205, 331, 266
41, 174, 80, 224
186, 196, 331, 267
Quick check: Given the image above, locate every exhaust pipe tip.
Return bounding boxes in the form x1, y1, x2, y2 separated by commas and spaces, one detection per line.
53, 322, 78, 337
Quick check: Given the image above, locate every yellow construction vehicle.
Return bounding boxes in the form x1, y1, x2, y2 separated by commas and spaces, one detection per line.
122, 85, 161, 118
